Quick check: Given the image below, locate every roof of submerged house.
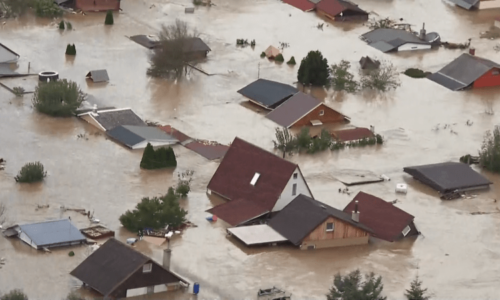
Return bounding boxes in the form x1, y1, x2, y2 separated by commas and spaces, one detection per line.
86, 70, 110, 82
183, 37, 211, 53
0, 43, 20, 63
106, 125, 178, 149
206, 198, 269, 226
428, 53, 500, 90
265, 92, 323, 128
361, 28, 430, 52
333, 127, 374, 142
282, 0, 316, 11
316, 0, 368, 17
78, 108, 147, 131
237, 79, 299, 109
449, 0, 480, 10
129, 35, 161, 49
18, 219, 86, 248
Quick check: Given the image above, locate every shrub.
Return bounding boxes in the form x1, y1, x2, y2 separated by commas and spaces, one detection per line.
331, 60, 358, 93
140, 143, 177, 169
193, 0, 203, 5
287, 56, 296, 65
0, 289, 28, 300
360, 61, 400, 92
376, 134, 383, 144
295, 127, 312, 151
275, 53, 284, 62
260, 51, 266, 58
307, 129, 332, 153
297, 50, 329, 86
66, 21, 73, 30
404, 68, 428, 79
65, 44, 76, 55
68, 251, 75, 257
479, 127, 500, 173
327, 269, 386, 300
0, 0, 33, 18
104, 10, 114, 25
14, 162, 46, 183
273, 127, 296, 158
59, 20, 65, 30
34, 0, 62, 18
13, 86, 25, 97
175, 170, 193, 198
32, 79, 85, 117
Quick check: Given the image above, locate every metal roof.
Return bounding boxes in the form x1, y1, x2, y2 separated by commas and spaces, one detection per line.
183, 37, 211, 53
18, 219, 86, 248
227, 224, 287, 246
0, 43, 20, 64
428, 53, 500, 91
450, 0, 479, 10
86, 69, 109, 82
237, 79, 298, 109
266, 92, 321, 128
403, 162, 492, 193
0, 65, 27, 78
91, 108, 147, 131
361, 28, 430, 52
106, 125, 178, 149
129, 35, 160, 49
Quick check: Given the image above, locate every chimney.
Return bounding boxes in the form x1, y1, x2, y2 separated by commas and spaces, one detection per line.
163, 248, 171, 271
469, 48, 476, 56
92, 104, 97, 113
352, 200, 360, 222
419, 23, 426, 40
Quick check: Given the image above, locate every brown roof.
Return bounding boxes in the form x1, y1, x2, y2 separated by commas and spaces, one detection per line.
316, 0, 368, 17
158, 125, 191, 143
343, 192, 415, 242
266, 92, 321, 128
206, 198, 269, 226
185, 141, 229, 160
207, 137, 300, 211
333, 127, 374, 142
283, 0, 316, 11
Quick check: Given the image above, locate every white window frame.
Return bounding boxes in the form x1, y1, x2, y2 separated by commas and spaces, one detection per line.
293, 173, 298, 179
143, 263, 152, 273
326, 222, 334, 232
292, 183, 297, 196
319, 110, 325, 116
402, 225, 411, 237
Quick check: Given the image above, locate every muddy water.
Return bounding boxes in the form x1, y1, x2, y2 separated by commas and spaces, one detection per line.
1, 0, 500, 299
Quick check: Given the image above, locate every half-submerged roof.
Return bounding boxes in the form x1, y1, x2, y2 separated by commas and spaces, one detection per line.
403, 162, 492, 193
269, 194, 371, 245
344, 192, 414, 242
282, 0, 316, 11
207, 137, 298, 211
333, 127, 374, 142
450, 0, 479, 10
18, 219, 86, 248
86, 69, 109, 83
183, 37, 211, 53
129, 35, 160, 49
106, 125, 178, 149
237, 79, 298, 109
70, 238, 186, 297
227, 224, 288, 246
361, 28, 430, 53
78, 108, 147, 131
207, 198, 269, 226
316, 0, 368, 17
428, 53, 500, 91
0, 43, 20, 64
266, 92, 321, 128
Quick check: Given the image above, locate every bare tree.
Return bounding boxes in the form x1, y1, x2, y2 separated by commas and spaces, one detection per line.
147, 19, 200, 79
360, 61, 400, 92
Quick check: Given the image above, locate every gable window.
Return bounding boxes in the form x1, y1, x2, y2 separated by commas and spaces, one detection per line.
250, 172, 260, 186
319, 110, 325, 116
292, 183, 297, 196
293, 173, 298, 179
326, 222, 334, 232
402, 225, 411, 237
493, 70, 500, 76
143, 263, 152, 273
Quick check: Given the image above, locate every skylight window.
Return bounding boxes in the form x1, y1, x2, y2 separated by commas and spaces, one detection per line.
250, 173, 260, 186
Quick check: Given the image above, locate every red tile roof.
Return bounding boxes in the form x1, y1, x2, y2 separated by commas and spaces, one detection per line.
207, 137, 297, 211
283, 0, 316, 11
184, 142, 229, 160
333, 127, 374, 142
206, 199, 269, 226
316, 0, 367, 17
343, 192, 415, 242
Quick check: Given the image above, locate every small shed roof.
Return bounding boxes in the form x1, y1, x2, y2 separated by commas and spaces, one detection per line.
264, 46, 281, 58
227, 224, 287, 245
86, 70, 109, 83
344, 192, 414, 242
428, 53, 500, 91
106, 125, 178, 149
316, 0, 368, 17
403, 162, 492, 193
333, 127, 374, 142
0, 43, 20, 64
269, 194, 371, 245
359, 56, 380, 70
183, 37, 211, 53
265, 92, 321, 128
282, 0, 316, 11
207, 198, 269, 226
361, 28, 430, 52
18, 219, 86, 248
129, 35, 160, 49
237, 79, 298, 109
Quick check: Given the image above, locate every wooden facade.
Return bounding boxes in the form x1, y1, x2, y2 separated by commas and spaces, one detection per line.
473, 68, 500, 88
301, 216, 369, 249
292, 104, 347, 128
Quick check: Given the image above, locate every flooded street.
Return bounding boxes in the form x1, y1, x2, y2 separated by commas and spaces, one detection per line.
1, 0, 500, 299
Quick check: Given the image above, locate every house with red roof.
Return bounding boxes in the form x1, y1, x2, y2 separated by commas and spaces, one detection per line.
206, 137, 313, 226
316, 0, 368, 21
343, 192, 419, 242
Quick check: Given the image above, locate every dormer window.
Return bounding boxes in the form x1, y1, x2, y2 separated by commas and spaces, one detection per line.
250, 173, 260, 186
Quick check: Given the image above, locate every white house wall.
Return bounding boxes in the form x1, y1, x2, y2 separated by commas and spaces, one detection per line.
19, 231, 37, 249
398, 43, 431, 52
272, 167, 311, 212
0, 47, 18, 63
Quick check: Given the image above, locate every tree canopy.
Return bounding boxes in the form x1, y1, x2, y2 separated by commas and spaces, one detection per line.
360, 62, 400, 92
405, 276, 430, 300
297, 50, 330, 86
140, 143, 177, 169
327, 269, 387, 300
479, 126, 500, 173
331, 60, 358, 93
32, 79, 85, 117
0, 289, 28, 300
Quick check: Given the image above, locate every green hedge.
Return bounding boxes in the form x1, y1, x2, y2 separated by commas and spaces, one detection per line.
140, 143, 177, 169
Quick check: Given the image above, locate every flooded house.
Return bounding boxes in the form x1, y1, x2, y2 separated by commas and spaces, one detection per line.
129, 35, 161, 49
282, 0, 316, 11
266, 92, 349, 128
106, 125, 178, 150
0, 43, 20, 64
332, 127, 374, 142
359, 56, 380, 70
344, 192, 419, 242
361, 24, 439, 53
183, 37, 211, 59
264, 46, 281, 59
56, 0, 121, 12
315, 0, 369, 21
403, 162, 492, 193
86, 69, 109, 83
428, 53, 500, 90
238, 79, 299, 110
70, 238, 188, 298
3, 219, 86, 250
451, 0, 500, 10
77, 108, 147, 131
206, 137, 313, 226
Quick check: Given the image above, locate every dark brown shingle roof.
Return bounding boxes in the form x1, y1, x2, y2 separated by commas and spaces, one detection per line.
333, 127, 374, 142
206, 198, 269, 226
266, 92, 321, 128
316, 0, 368, 17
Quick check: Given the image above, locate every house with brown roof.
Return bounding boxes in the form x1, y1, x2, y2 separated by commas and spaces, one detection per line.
206, 137, 313, 226
316, 0, 369, 21
70, 238, 188, 298
266, 92, 349, 128
343, 192, 419, 242
332, 127, 374, 142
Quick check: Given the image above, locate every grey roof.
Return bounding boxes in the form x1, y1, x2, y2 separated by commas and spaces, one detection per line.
450, 0, 479, 10
266, 92, 321, 128
361, 28, 430, 52
92, 109, 147, 131
106, 125, 178, 148
0, 64, 27, 78
19, 219, 86, 248
428, 53, 500, 91
86, 70, 109, 82
0, 43, 20, 63
237, 79, 299, 109
268, 194, 372, 245
403, 162, 492, 193
183, 37, 211, 53
129, 35, 160, 49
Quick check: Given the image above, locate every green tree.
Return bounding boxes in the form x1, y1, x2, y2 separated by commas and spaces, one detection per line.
65, 44, 76, 55
327, 269, 386, 300
59, 20, 65, 30
32, 79, 85, 117
14, 162, 46, 183
0, 0, 33, 18
405, 276, 430, 300
175, 170, 193, 198
119, 187, 188, 232
104, 10, 113, 25
0, 289, 28, 300
275, 53, 284, 62
360, 62, 400, 92
140, 143, 177, 169
309, 129, 332, 153
479, 127, 500, 173
331, 60, 358, 93
287, 56, 296, 65
273, 127, 296, 158
297, 50, 329, 86
34, 0, 62, 18
295, 127, 312, 151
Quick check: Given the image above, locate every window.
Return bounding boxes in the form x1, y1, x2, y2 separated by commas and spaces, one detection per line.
293, 173, 298, 179
326, 222, 334, 232
250, 172, 260, 186
319, 110, 324, 116
493, 70, 500, 76
292, 184, 297, 196
143, 263, 152, 273
402, 225, 411, 237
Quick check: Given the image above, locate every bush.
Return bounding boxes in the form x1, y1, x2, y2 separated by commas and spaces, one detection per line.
66, 21, 72, 30
479, 127, 500, 173
404, 68, 429, 79
287, 56, 296, 65
360, 61, 400, 92
260, 51, 266, 58
297, 50, 329, 86
376, 134, 383, 144
14, 162, 46, 183
295, 127, 312, 151
331, 60, 358, 93
275, 53, 284, 62
0, 0, 33, 18
13, 86, 25, 97
327, 269, 386, 300
104, 10, 114, 25
59, 20, 65, 30
34, 0, 62, 18
32, 79, 85, 117
65, 44, 76, 55
68, 251, 75, 257
119, 187, 187, 232
308, 129, 332, 153
175, 170, 193, 198
0, 290, 28, 300
193, 0, 203, 5
140, 143, 177, 169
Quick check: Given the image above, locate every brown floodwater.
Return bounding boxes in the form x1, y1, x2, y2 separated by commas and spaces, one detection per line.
1, 0, 500, 299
